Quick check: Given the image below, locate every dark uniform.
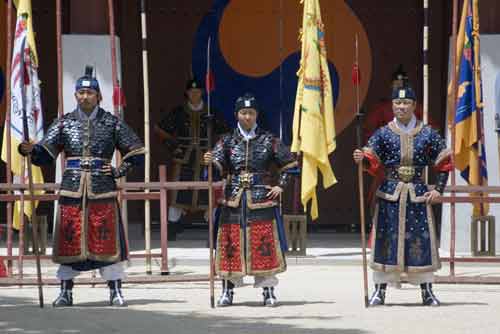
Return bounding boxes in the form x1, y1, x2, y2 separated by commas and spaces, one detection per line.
156, 79, 228, 239
212, 93, 297, 307
25, 67, 144, 307
361, 86, 451, 306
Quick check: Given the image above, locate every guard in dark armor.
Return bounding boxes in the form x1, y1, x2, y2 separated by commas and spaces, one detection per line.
19, 66, 145, 307
204, 93, 297, 307
154, 78, 228, 240
353, 85, 451, 306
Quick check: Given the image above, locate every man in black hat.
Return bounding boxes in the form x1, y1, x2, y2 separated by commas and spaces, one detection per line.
154, 78, 228, 240
353, 85, 451, 307
204, 93, 297, 307
19, 66, 145, 307
363, 65, 412, 141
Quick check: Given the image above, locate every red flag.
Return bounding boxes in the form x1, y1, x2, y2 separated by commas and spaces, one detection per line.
113, 84, 127, 109
205, 69, 215, 93
352, 63, 361, 86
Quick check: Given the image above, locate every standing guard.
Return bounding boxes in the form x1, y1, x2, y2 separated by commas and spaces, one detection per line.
154, 78, 228, 240
204, 93, 297, 307
18, 66, 145, 307
353, 85, 451, 306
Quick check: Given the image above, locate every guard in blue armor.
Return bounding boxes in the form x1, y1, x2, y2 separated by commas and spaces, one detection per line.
204, 93, 297, 307
353, 85, 452, 306
19, 66, 145, 307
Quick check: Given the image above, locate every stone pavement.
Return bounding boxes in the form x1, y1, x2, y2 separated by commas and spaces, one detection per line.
1, 231, 500, 334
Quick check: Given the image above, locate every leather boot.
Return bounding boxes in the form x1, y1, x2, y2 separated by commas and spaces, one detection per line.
108, 279, 127, 307
52, 280, 74, 307
217, 280, 234, 307
368, 283, 386, 306
421, 283, 440, 306
263, 287, 278, 307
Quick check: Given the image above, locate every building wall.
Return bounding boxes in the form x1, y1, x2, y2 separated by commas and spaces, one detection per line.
2, 0, 500, 226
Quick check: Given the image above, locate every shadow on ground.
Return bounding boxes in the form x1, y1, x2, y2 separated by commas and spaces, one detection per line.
0, 295, 371, 334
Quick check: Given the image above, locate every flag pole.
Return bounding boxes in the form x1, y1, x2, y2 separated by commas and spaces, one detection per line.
472, 0, 486, 217
19, 36, 44, 308
107, 0, 130, 256
139, 0, 152, 274
448, 0, 459, 278
108, 0, 119, 118
55, 0, 66, 255
353, 34, 369, 308
206, 36, 215, 308
5, 0, 14, 276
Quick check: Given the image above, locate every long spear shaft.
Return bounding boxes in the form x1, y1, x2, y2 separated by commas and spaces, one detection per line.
107, 0, 130, 261
423, 0, 430, 183
140, 0, 152, 275
20, 37, 44, 308
354, 34, 369, 308
423, 0, 429, 126
6, 0, 14, 276
206, 36, 215, 308
449, 0, 459, 278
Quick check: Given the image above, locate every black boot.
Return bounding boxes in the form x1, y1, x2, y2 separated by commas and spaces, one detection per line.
263, 287, 278, 307
217, 280, 234, 307
421, 283, 440, 306
52, 280, 74, 307
368, 283, 386, 306
167, 222, 178, 241
108, 280, 127, 307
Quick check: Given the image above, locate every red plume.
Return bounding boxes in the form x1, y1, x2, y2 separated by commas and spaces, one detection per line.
352, 63, 361, 86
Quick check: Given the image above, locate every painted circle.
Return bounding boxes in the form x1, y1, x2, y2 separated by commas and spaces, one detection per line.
219, 0, 372, 134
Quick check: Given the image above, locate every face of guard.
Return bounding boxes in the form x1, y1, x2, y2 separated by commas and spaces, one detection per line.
75, 88, 101, 112
186, 87, 203, 106
237, 108, 258, 131
392, 78, 405, 90
392, 98, 416, 125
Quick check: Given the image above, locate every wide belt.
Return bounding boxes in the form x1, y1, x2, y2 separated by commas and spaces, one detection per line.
228, 172, 267, 188
385, 166, 424, 183
66, 157, 108, 171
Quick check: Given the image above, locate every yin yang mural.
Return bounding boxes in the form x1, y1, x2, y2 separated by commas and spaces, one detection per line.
191, 0, 372, 144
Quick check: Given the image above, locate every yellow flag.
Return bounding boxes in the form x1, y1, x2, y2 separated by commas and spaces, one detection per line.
291, 0, 337, 220
1, 0, 44, 229
13, 0, 38, 64
447, 0, 488, 217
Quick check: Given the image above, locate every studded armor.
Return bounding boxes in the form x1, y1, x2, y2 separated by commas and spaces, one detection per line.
212, 127, 297, 208
31, 108, 145, 198
362, 120, 451, 274
157, 103, 228, 210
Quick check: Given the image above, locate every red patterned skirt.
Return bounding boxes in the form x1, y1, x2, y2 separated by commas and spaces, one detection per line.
52, 197, 127, 266
215, 206, 286, 278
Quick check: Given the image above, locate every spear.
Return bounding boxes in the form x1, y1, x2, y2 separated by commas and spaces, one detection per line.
206, 36, 215, 308
353, 34, 369, 308
139, 0, 152, 275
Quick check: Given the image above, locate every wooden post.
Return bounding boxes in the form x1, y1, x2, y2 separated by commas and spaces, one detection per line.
159, 165, 169, 275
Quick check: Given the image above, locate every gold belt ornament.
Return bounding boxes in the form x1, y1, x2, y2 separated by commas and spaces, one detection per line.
240, 172, 252, 188
397, 166, 415, 182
